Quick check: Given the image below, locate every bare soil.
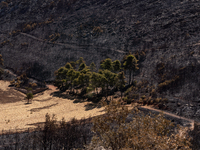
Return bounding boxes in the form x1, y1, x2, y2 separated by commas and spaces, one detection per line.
0, 80, 198, 134
0, 81, 105, 131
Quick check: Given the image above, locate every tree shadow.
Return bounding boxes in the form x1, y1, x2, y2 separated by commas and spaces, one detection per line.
73, 97, 86, 103
84, 102, 102, 111
26, 122, 44, 128
51, 90, 89, 105
29, 103, 58, 112
50, 91, 76, 100
24, 102, 32, 105
51, 90, 105, 111
34, 98, 52, 102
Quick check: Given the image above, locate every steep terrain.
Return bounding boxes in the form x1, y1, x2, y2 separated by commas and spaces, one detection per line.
1, 0, 200, 120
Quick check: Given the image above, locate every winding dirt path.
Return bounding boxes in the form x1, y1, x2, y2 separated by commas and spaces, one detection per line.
0, 80, 198, 133
139, 105, 196, 130
20, 32, 126, 54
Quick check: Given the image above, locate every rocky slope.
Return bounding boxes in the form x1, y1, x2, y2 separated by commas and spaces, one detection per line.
0, 0, 199, 78
1, 0, 200, 119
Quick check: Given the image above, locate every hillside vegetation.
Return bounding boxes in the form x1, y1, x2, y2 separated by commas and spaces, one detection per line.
0, 0, 200, 137
0, 0, 200, 79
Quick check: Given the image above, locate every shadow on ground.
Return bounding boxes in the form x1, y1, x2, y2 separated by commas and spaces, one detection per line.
29, 103, 59, 112
51, 91, 87, 104
0, 88, 24, 104
26, 122, 44, 128
84, 102, 102, 111
50, 91, 104, 111
50, 91, 76, 100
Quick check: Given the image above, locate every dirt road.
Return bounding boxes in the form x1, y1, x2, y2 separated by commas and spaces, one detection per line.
0, 80, 198, 132
139, 105, 195, 130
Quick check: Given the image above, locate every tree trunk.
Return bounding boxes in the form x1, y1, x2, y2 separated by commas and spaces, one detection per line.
129, 70, 131, 85
121, 89, 123, 99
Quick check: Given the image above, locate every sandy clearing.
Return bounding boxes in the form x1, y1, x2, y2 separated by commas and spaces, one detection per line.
0, 81, 105, 131
0, 80, 10, 91
1, 80, 197, 133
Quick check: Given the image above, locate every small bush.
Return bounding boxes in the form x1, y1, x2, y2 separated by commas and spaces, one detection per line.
122, 96, 128, 101
26, 92, 33, 103
1, 1, 8, 7
21, 42, 28, 46
86, 93, 95, 100
86, 93, 101, 103
158, 76, 179, 93
150, 88, 157, 98
30, 82, 37, 87
141, 95, 146, 99
123, 96, 133, 104
49, 33, 60, 42
124, 86, 133, 96
131, 93, 139, 99
37, 114, 91, 149
126, 98, 132, 104
10, 79, 15, 85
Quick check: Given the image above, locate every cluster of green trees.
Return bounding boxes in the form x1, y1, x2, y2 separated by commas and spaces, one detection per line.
54, 55, 138, 99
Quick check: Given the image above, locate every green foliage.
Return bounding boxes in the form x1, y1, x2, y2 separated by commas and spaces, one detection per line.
90, 101, 191, 150
70, 61, 76, 69
78, 62, 87, 71
54, 56, 133, 101
65, 62, 73, 69
124, 86, 134, 96
89, 62, 96, 72
90, 72, 100, 94
26, 92, 33, 104
112, 60, 121, 72
77, 70, 91, 92
100, 58, 113, 71
123, 96, 132, 104
102, 69, 117, 88
54, 67, 70, 91
116, 71, 126, 98
123, 54, 139, 84
123, 54, 138, 70
55, 67, 68, 79
76, 57, 85, 66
